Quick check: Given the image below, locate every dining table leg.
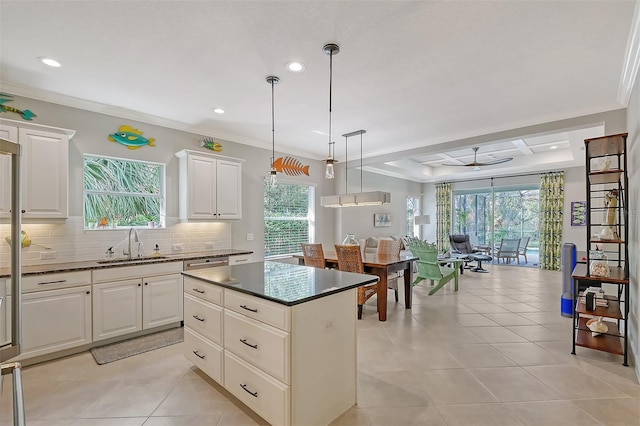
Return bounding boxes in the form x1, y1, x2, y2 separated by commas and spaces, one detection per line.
376, 270, 388, 321
403, 263, 413, 309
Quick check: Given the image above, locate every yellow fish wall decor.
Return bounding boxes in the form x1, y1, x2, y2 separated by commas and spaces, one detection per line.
108, 125, 156, 150
273, 157, 310, 176
200, 137, 223, 152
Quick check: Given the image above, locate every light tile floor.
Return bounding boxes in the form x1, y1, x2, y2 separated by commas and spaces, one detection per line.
1, 265, 638, 425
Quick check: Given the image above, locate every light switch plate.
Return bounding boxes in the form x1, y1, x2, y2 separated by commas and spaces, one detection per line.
247, 233, 254, 241
40, 251, 57, 260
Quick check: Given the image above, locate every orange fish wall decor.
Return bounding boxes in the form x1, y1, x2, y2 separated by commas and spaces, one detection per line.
273, 157, 310, 176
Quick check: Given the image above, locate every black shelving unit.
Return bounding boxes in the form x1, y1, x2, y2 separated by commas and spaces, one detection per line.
571, 133, 629, 366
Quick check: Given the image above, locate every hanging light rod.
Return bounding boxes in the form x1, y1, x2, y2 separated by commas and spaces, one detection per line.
323, 43, 340, 180
266, 75, 280, 186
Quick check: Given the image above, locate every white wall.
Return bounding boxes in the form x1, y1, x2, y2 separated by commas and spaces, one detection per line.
0, 94, 335, 266
626, 62, 640, 378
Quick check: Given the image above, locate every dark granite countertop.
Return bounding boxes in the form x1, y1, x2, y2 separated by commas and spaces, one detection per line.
183, 260, 379, 306
0, 249, 253, 278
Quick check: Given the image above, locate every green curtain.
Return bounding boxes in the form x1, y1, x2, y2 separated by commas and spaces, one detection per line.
436, 182, 451, 252
539, 171, 564, 270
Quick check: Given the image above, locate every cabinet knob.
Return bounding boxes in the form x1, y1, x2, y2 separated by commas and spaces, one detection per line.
138, 283, 141, 287
86, 291, 91, 295
145, 282, 148, 286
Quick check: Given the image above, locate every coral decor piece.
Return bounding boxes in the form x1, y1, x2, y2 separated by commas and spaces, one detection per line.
0, 93, 36, 120
272, 157, 310, 176
108, 125, 156, 150
200, 137, 223, 152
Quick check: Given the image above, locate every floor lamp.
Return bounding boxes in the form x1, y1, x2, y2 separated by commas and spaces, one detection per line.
414, 213, 431, 240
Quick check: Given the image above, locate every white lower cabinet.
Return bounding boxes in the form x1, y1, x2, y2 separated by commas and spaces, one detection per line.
93, 279, 143, 341
92, 263, 184, 342
21, 286, 92, 358
183, 275, 357, 426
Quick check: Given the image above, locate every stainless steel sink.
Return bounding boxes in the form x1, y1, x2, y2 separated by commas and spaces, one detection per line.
97, 255, 168, 264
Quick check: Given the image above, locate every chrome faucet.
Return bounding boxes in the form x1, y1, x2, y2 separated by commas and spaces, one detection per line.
123, 227, 142, 260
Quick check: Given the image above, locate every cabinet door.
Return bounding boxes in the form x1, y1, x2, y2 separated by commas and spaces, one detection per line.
216, 159, 242, 219
93, 279, 142, 341
142, 274, 183, 329
0, 125, 18, 217
21, 286, 92, 358
19, 128, 68, 218
187, 154, 216, 219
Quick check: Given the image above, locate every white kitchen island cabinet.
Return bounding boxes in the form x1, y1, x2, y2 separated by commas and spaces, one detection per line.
175, 149, 243, 220
183, 261, 378, 426
0, 118, 74, 219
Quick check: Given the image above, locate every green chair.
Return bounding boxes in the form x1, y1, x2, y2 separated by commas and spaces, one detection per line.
408, 241, 458, 296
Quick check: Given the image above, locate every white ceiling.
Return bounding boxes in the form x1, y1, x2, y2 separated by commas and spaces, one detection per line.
1, 1, 637, 182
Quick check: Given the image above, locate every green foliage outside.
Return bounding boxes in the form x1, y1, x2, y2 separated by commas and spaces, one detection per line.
84, 156, 163, 228
264, 182, 312, 256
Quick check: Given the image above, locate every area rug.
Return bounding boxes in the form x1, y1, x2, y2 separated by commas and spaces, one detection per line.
91, 327, 184, 365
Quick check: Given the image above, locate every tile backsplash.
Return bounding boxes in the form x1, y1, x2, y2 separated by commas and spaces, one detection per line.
0, 216, 231, 267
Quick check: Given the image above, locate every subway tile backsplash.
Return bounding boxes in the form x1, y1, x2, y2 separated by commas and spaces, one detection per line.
0, 216, 231, 268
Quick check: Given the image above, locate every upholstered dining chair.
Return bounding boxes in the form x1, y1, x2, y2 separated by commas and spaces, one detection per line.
301, 243, 326, 269
335, 244, 376, 319
377, 239, 402, 302
496, 238, 520, 264
408, 240, 458, 295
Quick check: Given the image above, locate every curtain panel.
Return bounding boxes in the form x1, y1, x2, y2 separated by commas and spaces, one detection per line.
539, 171, 565, 270
435, 182, 452, 252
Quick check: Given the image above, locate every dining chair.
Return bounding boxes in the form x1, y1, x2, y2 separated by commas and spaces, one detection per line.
301, 243, 326, 269
335, 244, 376, 319
408, 240, 458, 295
377, 239, 402, 303
517, 236, 530, 264
496, 238, 520, 264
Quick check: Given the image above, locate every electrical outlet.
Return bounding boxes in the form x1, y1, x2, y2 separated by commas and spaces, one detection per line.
247, 233, 254, 241
172, 243, 183, 251
40, 251, 57, 260
205, 242, 214, 249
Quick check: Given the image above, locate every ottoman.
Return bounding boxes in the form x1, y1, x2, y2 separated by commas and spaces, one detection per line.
470, 254, 492, 273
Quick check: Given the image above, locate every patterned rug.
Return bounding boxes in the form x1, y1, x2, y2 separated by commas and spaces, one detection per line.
90, 327, 183, 365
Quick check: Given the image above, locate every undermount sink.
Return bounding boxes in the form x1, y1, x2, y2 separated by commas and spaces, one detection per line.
97, 255, 168, 264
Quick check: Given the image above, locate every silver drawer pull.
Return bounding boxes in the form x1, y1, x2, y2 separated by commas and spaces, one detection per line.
192, 288, 205, 294
240, 338, 258, 349
192, 314, 205, 322
38, 280, 67, 285
234, 258, 248, 262
240, 304, 258, 313
240, 383, 258, 398
192, 350, 205, 359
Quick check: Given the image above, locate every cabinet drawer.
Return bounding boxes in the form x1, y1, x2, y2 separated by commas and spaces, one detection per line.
224, 351, 289, 426
184, 293, 223, 345
184, 276, 223, 305
11, 270, 92, 294
224, 290, 290, 332
184, 328, 223, 384
93, 262, 182, 283
229, 254, 253, 265
224, 309, 290, 384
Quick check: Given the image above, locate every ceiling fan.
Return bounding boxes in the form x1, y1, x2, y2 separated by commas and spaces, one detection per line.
441, 147, 513, 168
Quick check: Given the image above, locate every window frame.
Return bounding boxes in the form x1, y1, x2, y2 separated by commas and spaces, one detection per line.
83, 153, 166, 230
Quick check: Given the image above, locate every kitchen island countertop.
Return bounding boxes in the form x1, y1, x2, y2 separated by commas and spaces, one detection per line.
183, 260, 378, 306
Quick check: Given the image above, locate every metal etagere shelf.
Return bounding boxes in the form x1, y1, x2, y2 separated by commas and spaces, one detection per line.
571, 132, 629, 366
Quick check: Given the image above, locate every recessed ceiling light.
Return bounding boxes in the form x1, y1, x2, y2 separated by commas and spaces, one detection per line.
286, 61, 305, 72
550, 145, 558, 149
38, 56, 62, 67
213, 108, 225, 114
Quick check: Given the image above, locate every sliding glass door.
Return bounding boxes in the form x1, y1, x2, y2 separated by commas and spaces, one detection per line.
453, 185, 540, 264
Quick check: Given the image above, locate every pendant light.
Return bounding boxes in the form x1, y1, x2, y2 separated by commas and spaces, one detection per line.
323, 43, 339, 179
266, 75, 280, 186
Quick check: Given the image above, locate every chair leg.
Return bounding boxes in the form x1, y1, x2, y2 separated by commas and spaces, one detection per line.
357, 304, 363, 320
394, 289, 399, 302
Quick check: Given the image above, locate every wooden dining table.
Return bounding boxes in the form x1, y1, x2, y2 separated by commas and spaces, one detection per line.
295, 251, 418, 321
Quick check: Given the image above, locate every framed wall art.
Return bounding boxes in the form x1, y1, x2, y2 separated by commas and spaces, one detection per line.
571, 201, 587, 226
373, 213, 391, 227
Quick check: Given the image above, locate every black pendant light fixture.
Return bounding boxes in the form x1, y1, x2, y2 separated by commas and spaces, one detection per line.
266, 75, 280, 186
323, 43, 339, 179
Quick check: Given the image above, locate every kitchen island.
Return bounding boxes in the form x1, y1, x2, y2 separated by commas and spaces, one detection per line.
182, 261, 378, 426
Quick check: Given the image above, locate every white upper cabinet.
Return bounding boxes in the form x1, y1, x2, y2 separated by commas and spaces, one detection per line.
175, 149, 243, 220
0, 118, 74, 219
